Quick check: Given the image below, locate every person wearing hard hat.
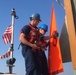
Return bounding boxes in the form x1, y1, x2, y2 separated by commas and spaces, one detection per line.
19, 13, 42, 75
39, 24, 58, 40
35, 24, 49, 75
34, 24, 59, 75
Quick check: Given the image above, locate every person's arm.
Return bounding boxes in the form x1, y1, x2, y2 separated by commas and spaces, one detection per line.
43, 35, 53, 40
19, 33, 38, 49
43, 32, 59, 40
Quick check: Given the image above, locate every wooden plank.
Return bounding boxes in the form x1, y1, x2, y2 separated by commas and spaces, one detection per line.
64, 0, 76, 69
71, 0, 76, 31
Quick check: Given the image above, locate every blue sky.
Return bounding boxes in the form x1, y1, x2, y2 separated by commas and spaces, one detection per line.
0, 0, 74, 75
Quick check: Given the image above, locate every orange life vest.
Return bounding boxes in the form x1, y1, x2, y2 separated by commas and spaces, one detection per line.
27, 24, 48, 50
27, 24, 40, 43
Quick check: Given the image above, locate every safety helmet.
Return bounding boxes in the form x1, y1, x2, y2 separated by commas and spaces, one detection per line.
30, 13, 41, 21
39, 24, 48, 32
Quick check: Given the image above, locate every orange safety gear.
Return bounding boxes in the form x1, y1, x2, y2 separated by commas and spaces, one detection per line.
26, 24, 48, 51
27, 24, 40, 43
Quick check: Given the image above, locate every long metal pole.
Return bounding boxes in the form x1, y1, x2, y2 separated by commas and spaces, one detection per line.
11, 8, 15, 59
9, 8, 17, 74
9, 8, 15, 74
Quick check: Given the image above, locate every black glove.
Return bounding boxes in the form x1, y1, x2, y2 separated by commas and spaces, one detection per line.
53, 32, 59, 38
